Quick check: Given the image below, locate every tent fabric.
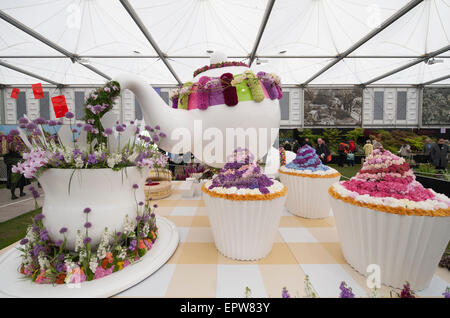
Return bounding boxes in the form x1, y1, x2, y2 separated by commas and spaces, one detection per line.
0, 0, 449, 85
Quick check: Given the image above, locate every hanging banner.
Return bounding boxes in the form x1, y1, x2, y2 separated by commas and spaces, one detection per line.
51, 95, 68, 118
10, 88, 20, 99
32, 83, 44, 99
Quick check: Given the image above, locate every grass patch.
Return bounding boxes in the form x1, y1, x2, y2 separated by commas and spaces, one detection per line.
328, 164, 361, 181
0, 208, 41, 250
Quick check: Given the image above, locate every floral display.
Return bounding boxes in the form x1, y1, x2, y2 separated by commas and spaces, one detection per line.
9, 81, 168, 179
169, 70, 282, 110
193, 61, 248, 77
339, 281, 355, 298
329, 148, 450, 216
202, 148, 286, 200
279, 147, 286, 166
17, 184, 158, 285
279, 145, 340, 178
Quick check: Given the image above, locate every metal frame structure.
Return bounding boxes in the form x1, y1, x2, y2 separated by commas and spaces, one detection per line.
0, 0, 448, 87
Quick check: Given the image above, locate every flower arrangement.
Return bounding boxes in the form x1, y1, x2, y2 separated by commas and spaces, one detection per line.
9, 81, 168, 180
18, 184, 158, 285
193, 61, 248, 77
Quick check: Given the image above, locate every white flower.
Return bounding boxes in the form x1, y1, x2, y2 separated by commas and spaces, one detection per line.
38, 254, 50, 270
96, 228, 110, 260
89, 256, 98, 273
75, 156, 84, 168
75, 230, 84, 252
123, 215, 135, 235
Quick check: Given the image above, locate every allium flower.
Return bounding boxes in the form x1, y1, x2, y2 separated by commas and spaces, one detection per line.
153, 204, 158, 208
132, 184, 139, 189
20, 238, 29, 245
152, 135, 160, 143
72, 128, 78, 134
282, 287, 290, 298
83, 207, 91, 214
34, 117, 47, 125
116, 232, 122, 237
83, 237, 92, 245
84, 222, 92, 228
25, 122, 37, 131
145, 125, 152, 131
150, 213, 155, 218
155, 125, 160, 130
83, 124, 93, 132
138, 201, 144, 206
116, 125, 125, 132
48, 120, 57, 126
339, 282, 355, 298
55, 239, 64, 247
76, 122, 83, 128
59, 227, 68, 234
18, 117, 29, 124
104, 128, 113, 135
34, 213, 45, 221
19, 123, 26, 129
443, 287, 450, 298
29, 187, 40, 199
9, 129, 20, 136
40, 229, 49, 241
159, 132, 166, 138
65, 112, 74, 119
136, 215, 142, 221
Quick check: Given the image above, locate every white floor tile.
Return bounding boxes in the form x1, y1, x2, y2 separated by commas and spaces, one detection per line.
177, 227, 190, 242
117, 264, 176, 297
216, 265, 267, 298
279, 228, 318, 243
300, 264, 368, 298
171, 206, 198, 216
416, 275, 449, 297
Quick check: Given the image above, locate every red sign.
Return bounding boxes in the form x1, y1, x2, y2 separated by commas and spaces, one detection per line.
10, 88, 20, 99
51, 95, 68, 118
32, 83, 44, 99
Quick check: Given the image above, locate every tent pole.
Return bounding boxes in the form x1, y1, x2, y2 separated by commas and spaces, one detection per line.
0, 59, 62, 86
120, 0, 182, 85
0, 10, 111, 81
248, 0, 276, 67
420, 74, 450, 86
302, 0, 424, 85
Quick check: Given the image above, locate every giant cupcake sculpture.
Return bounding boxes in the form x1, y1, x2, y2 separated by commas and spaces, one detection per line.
329, 148, 450, 290
202, 148, 287, 260
279, 145, 340, 218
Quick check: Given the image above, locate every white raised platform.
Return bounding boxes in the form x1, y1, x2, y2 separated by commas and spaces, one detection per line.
0, 216, 179, 298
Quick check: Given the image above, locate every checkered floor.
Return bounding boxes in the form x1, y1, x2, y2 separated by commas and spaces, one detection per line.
115, 181, 450, 298
1, 181, 448, 298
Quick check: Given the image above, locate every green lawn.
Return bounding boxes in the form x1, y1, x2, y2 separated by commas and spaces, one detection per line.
0, 208, 41, 250
328, 163, 361, 181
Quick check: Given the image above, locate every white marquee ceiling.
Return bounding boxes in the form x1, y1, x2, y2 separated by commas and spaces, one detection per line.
0, 0, 449, 86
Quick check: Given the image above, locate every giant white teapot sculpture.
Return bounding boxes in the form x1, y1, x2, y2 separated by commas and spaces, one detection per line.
115, 53, 281, 169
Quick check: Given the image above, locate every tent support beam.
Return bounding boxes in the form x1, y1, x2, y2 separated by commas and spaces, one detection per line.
0, 10, 111, 81
248, 0, 276, 67
120, 0, 182, 85
302, 0, 424, 86
363, 45, 450, 86
419, 74, 450, 86
0, 59, 62, 86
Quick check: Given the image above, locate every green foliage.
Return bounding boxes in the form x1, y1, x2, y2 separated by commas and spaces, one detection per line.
322, 128, 341, 148
416, 163, 437, 174
344, 128, 364, 144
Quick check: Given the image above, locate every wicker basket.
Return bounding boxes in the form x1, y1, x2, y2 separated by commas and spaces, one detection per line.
144, 169, 172, 200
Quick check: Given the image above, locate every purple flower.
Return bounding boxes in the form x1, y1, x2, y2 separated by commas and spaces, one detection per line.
20, 238, 29, 245
145, 125, 152, 131
116, 125, 125, 132
34, 117, 47, 125
73, 149, 82, 157
443, 287, 450, 298
83, 237, 92, 245
55, 239, 63, 247
48, 120, 57, 126
150, 213, 155, 218
339, 282, 355, 298
130, 120, 135, 125
25, 122, 37, 131
83, 124, 93, 132
136, 215, 142, 221
56, 120, 63, 125
19, 123, 26, 129
57, 254, 65, 261
32, 245, 44, 256
159, 132, 166, 138
40, 229, 49, 241
18, 117, 29, 124
59, 227, 68, 234
116, 232, 122, 237
132, 184, 139, 189
140, 232, 146, 238
282, 287, 290, 298
56, 263, 65, 272
83, 207, 91, 214
72, 128, 78, 134
32, 224, 40, 233
65, 112, 74, 119
9, 129, 20, 136
104, 128, 113, 135
138, 201, 144, 206
128, 239, 137, 251
152, 135, 160, 143
84, 222, 92, 228
87, 153, 97, 165
33, 129, 42, 136
30, 188, 40, 199
153, 204, 158, 208
155, 125, 160, 130
400, 282, 415, 298
76, 122, 83, 128
34, 213, 45, 222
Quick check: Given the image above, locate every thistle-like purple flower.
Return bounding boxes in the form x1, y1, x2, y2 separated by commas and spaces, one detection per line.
145, 125, 152, 131
138, 201, 144, 206
34, 117, 47, 125
159, 132, 166, 138
83, 124, 93, 132
59, 227, 68, 234
20, 238, 29, 245
116, 232, 122, 237
65, 112, 74, 119
153, 204, 158, 208
83, 207, 91, 214
83, 237, 92, 245
116, 125, 125, 132
55, 239, 64, 247
136, 215, 142, 221
155, 125, 160, 130
84, 222, 92, 228
76, 122, 83, 128
443, 287, 450, 298
9, 129, 20, 136
25, 122, 37, 131
339, 282, 355, 298
18, 117, 29, 124
150, 213, 155, 218
39, 229, 49, 241
48, 120, 57, 126
34, 213, 45, 222
152, 135, 160, 143
282, 287, 290, 298
132, 184, 139, 189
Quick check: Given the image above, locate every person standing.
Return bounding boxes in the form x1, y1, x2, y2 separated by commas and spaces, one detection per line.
303, 138, 312, 147
372, 134, 383, 150
4, 142, 26, 200
337, 141, 349, 167
422, 138, 432, 163
363, 140, 373, 160
399, 144, 412, 160
316, 138, 330, 164
347, 140, 357, 167
430, 138, 449, 170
